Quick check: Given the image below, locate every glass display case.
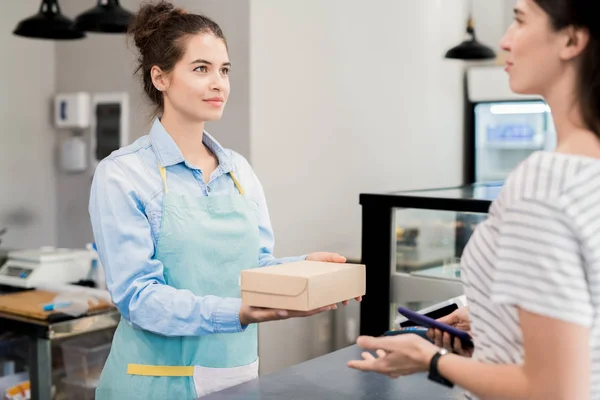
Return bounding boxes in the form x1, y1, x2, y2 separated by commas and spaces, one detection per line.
358, 182, 502, 337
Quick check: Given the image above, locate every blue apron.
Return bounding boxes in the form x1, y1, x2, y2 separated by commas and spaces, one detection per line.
96, 161, 259, 399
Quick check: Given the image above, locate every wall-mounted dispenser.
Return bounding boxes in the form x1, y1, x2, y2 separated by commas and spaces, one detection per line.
54, 92, 90, 129
54, 92, 90, 173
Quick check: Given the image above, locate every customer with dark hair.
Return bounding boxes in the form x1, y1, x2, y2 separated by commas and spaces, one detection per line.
349, 1, 600, 399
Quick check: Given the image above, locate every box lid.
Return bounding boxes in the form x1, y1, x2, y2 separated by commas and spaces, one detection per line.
241, 270, 308, 297
241, 261, 361, 297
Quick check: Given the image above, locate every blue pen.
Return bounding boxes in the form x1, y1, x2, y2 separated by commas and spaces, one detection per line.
43, 301, 72, 311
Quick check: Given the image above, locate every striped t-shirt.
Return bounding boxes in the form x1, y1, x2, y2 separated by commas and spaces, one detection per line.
461, 151, 600, 399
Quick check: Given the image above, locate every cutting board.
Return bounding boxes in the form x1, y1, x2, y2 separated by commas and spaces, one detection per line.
0, 290, 115, 320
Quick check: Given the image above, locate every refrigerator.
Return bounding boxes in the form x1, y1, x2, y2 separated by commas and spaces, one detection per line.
465, 66, 557, 183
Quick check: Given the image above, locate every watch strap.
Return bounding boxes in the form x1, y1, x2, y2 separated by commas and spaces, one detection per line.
428, 349, 454, 388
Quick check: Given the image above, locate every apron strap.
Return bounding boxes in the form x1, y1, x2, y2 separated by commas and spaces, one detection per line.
159, 165, 169, 194
127, 364, 194, 377
229, 171, 246, 196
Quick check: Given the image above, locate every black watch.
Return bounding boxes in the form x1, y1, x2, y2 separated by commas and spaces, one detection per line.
428, 348, 454, 388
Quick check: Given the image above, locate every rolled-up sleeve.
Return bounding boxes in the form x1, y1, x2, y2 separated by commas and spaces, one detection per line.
89, 158, 244, 337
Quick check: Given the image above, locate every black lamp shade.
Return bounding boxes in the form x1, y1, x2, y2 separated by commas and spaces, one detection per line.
13, 0, 85, 40
74, 0, 134, 33
445, 18, 496, 61
445, 39, 496, 60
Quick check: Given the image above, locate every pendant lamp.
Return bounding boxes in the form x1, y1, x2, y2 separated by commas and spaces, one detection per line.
74, 0, 134, 34
445, 0, 496, 60
13, 0, 85, 40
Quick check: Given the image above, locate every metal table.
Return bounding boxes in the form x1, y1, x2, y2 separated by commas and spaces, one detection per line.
0, 296, 119, 400
203, 344, 464, 399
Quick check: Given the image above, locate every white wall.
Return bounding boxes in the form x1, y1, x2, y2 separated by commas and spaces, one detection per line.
0, 1, 57, 249
473, 0, 512, 53
250, 0, 469, 262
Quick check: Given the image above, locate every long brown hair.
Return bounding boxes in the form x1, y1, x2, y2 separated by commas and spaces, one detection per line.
533, 0, 600, 137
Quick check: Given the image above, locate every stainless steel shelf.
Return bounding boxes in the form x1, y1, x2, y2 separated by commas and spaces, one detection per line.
48, 309, 120, 340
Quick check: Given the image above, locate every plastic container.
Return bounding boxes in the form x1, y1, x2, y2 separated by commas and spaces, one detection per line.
0, 372, 28, 399
62, 377, 96, 400
60, 331, 112, 384
0, 334, 29, 378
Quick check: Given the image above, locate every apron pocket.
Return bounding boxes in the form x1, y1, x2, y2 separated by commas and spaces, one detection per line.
193, 358, 259, 398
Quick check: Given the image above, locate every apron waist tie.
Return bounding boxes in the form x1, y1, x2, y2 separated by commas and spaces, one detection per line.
127, 364, 194, 377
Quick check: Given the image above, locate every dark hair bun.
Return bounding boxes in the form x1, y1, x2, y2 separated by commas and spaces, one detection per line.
128, 1, 178, 54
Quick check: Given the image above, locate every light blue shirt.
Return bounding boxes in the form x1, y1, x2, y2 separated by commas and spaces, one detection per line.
89, 118, 306, 337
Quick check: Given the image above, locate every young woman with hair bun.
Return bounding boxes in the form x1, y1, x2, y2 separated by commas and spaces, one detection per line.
89, 2, 359, 398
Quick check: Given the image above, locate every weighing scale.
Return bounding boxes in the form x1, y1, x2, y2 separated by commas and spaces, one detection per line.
0, 248, 91, 289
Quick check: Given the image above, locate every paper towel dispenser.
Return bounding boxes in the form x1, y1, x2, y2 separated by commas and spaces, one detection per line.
54, 92, 90, 129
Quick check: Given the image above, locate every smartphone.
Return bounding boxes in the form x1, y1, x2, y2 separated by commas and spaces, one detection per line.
398, 303, 458, 328
397, 307, 473, 348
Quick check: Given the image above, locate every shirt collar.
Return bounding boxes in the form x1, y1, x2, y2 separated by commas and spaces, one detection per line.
149, 117, 233, 172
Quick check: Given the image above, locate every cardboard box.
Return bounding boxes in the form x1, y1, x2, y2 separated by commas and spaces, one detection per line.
241, 261, 366, 311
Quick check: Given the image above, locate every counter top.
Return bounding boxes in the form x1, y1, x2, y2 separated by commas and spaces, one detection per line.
360, 181, 502, 213
203, 345, 463, 400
